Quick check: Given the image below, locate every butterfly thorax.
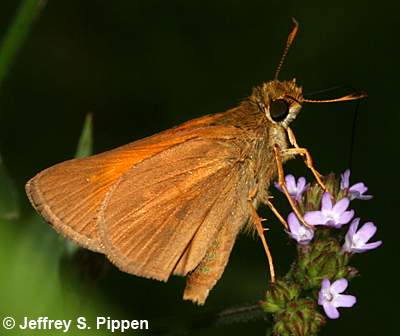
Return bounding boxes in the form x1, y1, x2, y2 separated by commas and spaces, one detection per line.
207, 79, 304, 216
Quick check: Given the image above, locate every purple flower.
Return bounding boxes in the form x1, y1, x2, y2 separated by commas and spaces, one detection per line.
287, 212, 314, 244
340, 169, 373, 200
304, 193, 354, 228
274, 174, 309, 201
318, 278, 356, 319
342, 218, 382, 253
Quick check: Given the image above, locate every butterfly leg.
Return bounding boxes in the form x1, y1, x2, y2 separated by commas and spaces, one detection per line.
273, 144, 312, 229
262, 196, 289, 230
286, 127, 328, 192
248, 200, 276, 283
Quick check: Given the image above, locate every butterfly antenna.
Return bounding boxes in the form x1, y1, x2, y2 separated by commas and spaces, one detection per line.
302, 91, 367, 103
274, 18, 299, 80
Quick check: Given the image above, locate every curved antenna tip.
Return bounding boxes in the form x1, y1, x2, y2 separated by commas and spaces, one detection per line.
274, 19, 300, 80
302, 91, 368, 104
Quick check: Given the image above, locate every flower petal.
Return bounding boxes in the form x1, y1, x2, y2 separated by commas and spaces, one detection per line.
297, 176, 306, 191
340, 169, 350, 190
348, 218, 360, 237
304, 211, 326, 225
333, 294, 357, 308
321, 278, 331, 291
288, 212, 301, 232
332, 197, 350, 214
285, 174, 296, 191
321, 192, 333, 211
353, 241, 382, 252
349, 182, 373, 200
323, 302, 340, 319
356, 222, 377, 243
330, 278, 348, 294
349, 182, 367, 194
338, 210, 354, 225
342, 218, 360, 252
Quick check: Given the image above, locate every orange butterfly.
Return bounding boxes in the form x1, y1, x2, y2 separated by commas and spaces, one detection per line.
26, 19, 365, 304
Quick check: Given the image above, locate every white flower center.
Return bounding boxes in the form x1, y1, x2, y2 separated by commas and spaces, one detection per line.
298, 226, 310, 240
351, 234, 363, 248
323, 290, 334, 302
323, 210, 339, 224
288, 187, 299, 197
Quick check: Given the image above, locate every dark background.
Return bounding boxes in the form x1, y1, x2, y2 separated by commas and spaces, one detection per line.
0, 0, 397, 335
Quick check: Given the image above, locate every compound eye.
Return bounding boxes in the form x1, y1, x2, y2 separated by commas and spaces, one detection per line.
270, 99, 289, 122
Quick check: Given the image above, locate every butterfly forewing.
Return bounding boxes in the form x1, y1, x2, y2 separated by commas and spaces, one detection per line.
25, 114, 226, 253
98, 131, 251, 282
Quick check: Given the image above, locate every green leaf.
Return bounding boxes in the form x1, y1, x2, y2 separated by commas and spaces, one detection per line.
0, 154, 19, 219
75, 113, 93, 159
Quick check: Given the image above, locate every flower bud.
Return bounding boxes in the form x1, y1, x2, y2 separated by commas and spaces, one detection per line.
292, 238, 352, 289
273, 299, 325, 336
262, 280, 300, 313
323, 173, 339, 196
304, 182, 324, 211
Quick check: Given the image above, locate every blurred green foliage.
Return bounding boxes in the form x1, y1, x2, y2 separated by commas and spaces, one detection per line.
0, 154, 19, 219
75, 113, 93, 159
0, 116, 125, 335
0, 0, 45, 88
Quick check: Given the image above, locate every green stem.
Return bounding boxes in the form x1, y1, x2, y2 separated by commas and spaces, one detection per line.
0, 0, 47, 89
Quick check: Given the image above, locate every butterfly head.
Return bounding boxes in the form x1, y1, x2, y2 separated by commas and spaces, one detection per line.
252, 79, 303, 129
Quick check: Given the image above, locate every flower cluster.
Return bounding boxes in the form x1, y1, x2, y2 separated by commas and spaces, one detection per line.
262, 170, 382, 335
283, 171, 381, 253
